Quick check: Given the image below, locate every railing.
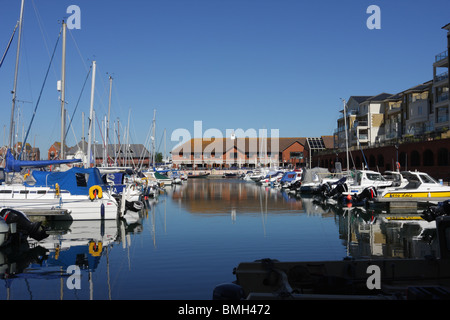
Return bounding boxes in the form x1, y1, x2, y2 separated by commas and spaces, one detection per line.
338, 109, 358, 119
436, 92, 449, 103
355, 121, 368, 127
358, 133, 369, 140
437, 115, 449, 123
435, 71, 449, 83
435, 50, 448, 63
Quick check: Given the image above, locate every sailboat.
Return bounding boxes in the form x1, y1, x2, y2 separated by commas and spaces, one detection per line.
0, 12, 121, 220
0, 150, 121, 220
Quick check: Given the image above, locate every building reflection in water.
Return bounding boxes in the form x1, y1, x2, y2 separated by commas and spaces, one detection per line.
169, 179, 303, 215
169, 179, 439, 260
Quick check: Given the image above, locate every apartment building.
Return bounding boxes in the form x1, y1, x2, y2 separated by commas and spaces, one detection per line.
433, 22, 450, 131
335, 94, 390, 149
403, 81, 433, 136
335, 23, 450, 150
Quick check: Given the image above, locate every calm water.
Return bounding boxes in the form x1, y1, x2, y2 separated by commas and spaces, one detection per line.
0, 179, 438, 300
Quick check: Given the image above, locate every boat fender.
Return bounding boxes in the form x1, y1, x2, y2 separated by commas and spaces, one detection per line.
212, 283, 245, 300
55, 183, 60, 197
89, 185, 103, 200
101, 203, 105, 219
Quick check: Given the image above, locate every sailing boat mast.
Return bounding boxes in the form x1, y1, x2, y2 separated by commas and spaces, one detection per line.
152, 109, 156, 167
60, 20, 67, 159
86, 60, 96, 168
8, 0, 25, 150
106, 75, 112, 166
341, 98, 350, 173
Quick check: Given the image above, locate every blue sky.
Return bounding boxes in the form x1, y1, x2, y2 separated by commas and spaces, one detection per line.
0, 0, 449, 157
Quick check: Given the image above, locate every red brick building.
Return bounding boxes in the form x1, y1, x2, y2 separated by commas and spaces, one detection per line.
172, 136, 333, 169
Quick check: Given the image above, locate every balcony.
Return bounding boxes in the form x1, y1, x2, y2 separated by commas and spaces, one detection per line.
435, 71, 449, 84
436, 50, 448, 63
437, 115, 449, 124
436, 92, 449, 103
354, 120, 368, 127
338, 109, 358, 120
358, 133, 369, 141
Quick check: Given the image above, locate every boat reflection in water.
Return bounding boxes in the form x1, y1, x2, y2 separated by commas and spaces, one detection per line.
2, 178, 448, 300
171, 179, 439, 260
0, 208, 146, 300
215, 191, 450, 300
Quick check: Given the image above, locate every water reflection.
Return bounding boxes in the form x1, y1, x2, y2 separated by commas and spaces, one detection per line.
307, 199, 438, 260
0, 179, 441, 299
0, 206, 149, 300
170, 179, 439, 260
169, 179, 303, 215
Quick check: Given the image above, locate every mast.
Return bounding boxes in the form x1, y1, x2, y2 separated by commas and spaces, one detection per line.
86, 60, 96, 168
152, 109, 156, 167
126, 109, 131, 167
60, 20, 67, 159
8, 0, 25, 150
342, 98, 350, 173
106, 75, 112, 166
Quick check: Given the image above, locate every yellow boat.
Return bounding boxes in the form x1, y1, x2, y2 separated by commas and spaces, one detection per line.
380, 171, 450, 199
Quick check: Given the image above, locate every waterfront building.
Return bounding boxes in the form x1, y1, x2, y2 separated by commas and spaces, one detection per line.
433, 22, 450, 131
319, 22, 450, 181
335, 94, 392, 149
381, 92, 403, 143
335, 96, 372, 149
171, 136, 333, 169
403, 81, 434, 136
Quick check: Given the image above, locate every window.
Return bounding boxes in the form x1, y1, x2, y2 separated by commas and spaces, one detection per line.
438, 148, 449, 166
75, 173, 88, 187
423, 149, 434, 166
290, 152, 303, 159
437, 107, 449, 123
366, 173, 384, 181
419, 173, 437, 184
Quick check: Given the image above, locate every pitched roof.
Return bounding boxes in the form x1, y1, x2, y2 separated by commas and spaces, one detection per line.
172, 137, 331, 154
66, 143, 150, 158
321, 136, 334, 149
365, 93, 394, 102
403, 80, 432, 93
349, 96, 373, 104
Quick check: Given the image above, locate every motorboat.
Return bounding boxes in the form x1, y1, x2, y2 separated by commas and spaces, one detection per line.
186, 172, 210, 179
257, 171, 284, 186
345, 170, 393, 194
382, 170, 408, 188
144, 170, 174, 185
299, 167, 337, 194
379, 171, 450, 201
320, 170, 392, 206
279, 171, 302, 188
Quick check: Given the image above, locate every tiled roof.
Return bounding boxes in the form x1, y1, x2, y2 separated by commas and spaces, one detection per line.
172, 137, 331, 154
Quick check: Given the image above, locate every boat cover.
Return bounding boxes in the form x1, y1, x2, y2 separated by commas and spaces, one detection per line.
5, 149, 81, 173
25, 167, 107, 195
280, 171, 299, 183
